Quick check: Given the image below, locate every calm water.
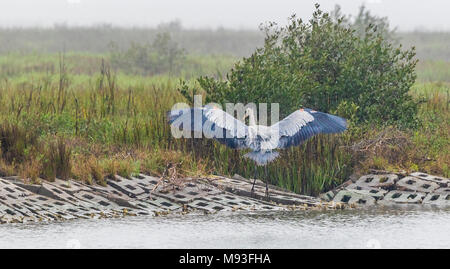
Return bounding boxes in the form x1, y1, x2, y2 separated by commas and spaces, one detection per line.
1, 207, 450, 248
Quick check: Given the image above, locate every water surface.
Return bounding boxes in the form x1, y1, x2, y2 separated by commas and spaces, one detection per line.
1, 207, 449, 248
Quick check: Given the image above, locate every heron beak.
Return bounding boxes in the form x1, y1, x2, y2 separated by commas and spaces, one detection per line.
242, 113, 248, 122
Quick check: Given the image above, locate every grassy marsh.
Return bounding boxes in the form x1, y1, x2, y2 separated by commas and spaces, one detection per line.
0, 36, 448, 196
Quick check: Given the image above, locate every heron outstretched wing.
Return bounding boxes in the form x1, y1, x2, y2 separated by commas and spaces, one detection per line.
274, 108, 347, 149
168, 107, 249, 149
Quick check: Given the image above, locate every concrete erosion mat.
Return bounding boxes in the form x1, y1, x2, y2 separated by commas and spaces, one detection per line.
322, 171, 450, 207
0, 171, 449, 224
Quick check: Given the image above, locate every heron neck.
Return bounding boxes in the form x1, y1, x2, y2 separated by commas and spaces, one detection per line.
248, 113, 257, 127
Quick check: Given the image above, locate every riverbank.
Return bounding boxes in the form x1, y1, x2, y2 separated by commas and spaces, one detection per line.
1, 170, 448, 224
0, 173, 334, 224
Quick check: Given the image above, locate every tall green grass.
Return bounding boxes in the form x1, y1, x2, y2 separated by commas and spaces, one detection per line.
0, 52, 236, 80
416, 61, 450, 82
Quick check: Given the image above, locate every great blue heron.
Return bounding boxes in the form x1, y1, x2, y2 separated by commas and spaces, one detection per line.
168, 106, 347, 198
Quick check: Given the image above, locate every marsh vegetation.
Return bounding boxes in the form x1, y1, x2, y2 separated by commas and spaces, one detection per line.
0, 5, 448, 196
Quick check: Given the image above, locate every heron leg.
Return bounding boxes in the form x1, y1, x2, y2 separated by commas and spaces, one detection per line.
251, 165, 257, 197
264, 165, 270, 200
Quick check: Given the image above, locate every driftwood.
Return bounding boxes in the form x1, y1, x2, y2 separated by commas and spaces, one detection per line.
350, 127, 411, 155
150, 161, 190, 196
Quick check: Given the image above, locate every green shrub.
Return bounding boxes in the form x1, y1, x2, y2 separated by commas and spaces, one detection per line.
110, 32, 185, 76
196, 4, 419, 127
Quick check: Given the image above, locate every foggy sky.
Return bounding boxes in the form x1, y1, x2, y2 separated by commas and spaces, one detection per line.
0, 0, 449, 31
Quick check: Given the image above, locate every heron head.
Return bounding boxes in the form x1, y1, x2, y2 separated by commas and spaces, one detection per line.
244, 107, 253, 119
243, 107, 257, 126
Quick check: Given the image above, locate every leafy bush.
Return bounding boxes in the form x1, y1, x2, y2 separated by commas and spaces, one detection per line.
110, 32, 185, 75
196, 4, 418, 127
